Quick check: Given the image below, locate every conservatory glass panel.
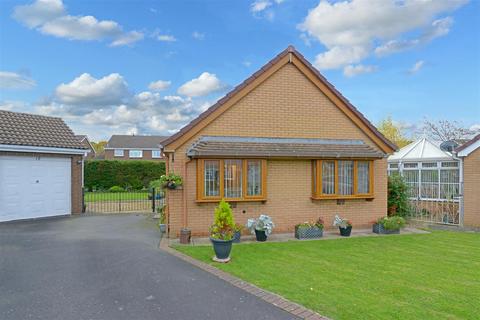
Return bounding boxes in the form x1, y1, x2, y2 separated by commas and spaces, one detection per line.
204, 160, 220, 197
322, 161, 335, 194
420, 169, 439, 199
224, 160, 242, 198
403, 170, 419, 198
338, 161, 354, 195
440, 169, 460, 199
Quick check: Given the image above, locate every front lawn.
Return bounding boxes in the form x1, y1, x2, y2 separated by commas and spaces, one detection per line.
175, 231, 480, 319
84, 192, 149, 202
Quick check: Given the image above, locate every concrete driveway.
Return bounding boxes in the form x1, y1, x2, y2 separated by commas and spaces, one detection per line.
0, 214, 297, 320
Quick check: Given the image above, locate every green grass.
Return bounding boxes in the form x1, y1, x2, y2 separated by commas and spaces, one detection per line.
175, 231, 480, 320
84, 192, 148, 202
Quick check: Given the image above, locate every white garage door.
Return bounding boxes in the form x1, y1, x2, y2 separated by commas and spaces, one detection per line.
0, 155, 71, 222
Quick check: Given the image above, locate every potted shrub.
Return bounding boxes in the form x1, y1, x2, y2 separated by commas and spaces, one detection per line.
157, 206, 167, 233
373, 216, 405, 234
233, 224, 243, 243
159, 173, 183, 190
246, 214, 274, 242
333, 215, 352, 237
295, 218, 324, 239
210, 200, 235, 262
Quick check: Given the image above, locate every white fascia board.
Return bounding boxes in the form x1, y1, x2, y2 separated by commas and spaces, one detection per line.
0, 144, 86, 155
104, 147, 161, 150
458, 140, 480, 157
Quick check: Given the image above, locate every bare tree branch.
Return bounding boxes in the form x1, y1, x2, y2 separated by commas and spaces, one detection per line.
419, 119, 478, 142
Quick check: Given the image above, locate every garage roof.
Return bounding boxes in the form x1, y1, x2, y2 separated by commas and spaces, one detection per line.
0, 110, 86, 150
186, 136, 385, 159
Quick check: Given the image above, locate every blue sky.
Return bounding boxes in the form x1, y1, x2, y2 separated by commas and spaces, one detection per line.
0, 0, 479, 141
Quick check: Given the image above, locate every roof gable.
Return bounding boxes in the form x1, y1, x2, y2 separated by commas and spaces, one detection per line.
162, 46, 396, 154
455, 133, 480, 157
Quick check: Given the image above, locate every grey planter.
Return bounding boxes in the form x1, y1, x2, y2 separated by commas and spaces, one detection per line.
372, 223, 400, 234
210, 238, 233, 260
159, 224, 166, 233
295, 226, 323, 239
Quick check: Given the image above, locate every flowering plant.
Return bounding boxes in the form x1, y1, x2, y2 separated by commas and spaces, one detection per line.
296, 217, 324, 229
246, 214, 275, 235
333, 215, 352, 229
376, 216, 405, 230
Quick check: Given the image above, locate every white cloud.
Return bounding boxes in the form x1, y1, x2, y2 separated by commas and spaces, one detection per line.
156, 34, 176, 42
251, 0, 272, 13
343, 64, 377, 77
13, 0, 143, 46
55, 73, 129, 107
13, 0, 65, 28
192, 31, 205, 40
299, 0, 467, 70
375, 17, 453, 56
0, 71, 36, 89
242, 61, 252, 67
0, 100, 29, 111
110, 31, 144, 47
148, 80, 171, 91
409, 60, 425, 74
470, 124, 480, 132
177, 72, 225, 97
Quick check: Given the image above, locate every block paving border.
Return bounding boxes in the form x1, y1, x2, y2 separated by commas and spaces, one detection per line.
159, 237, 330, 320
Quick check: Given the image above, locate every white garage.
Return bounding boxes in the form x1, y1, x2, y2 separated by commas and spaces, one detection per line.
0, 110, 86, 222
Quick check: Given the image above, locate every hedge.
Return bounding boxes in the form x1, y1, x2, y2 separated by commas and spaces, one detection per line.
84, 160, 166, 191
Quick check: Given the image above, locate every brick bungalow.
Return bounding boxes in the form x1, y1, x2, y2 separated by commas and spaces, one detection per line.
455, 134, 480, 228
161, 46, 397, 237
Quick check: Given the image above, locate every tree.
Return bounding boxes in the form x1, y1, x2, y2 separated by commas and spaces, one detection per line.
377, 116, 412, 148
419, 119, 478, 142
91, 141, 107, 155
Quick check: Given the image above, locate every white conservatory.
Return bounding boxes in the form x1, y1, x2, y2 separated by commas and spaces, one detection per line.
388, 138, 462, 225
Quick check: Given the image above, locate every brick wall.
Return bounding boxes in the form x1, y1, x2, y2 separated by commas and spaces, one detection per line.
104, 149, 164, 161
463, 147, 480, 227
0, 151, 83, 215
166, 63, 389, 237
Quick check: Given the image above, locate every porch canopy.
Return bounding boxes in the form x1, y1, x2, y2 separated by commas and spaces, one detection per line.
186, 136, 385, 159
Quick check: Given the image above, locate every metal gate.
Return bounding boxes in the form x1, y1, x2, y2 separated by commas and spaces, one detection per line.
83, 188, 164, 214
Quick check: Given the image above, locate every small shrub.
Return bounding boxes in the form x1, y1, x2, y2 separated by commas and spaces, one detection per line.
333, 215, 352, 228
388, 175, 409, 216
210, 200, 235, 240
108, 186, 124, 193
376, 216, 406, 230
246, 215, 275, 235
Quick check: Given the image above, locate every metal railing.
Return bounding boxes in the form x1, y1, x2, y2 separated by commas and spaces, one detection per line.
83, 188, 164, 214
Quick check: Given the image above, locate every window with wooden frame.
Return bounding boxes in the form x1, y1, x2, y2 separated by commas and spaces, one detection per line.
312, 160, 374, 199
197, 159, 267, 201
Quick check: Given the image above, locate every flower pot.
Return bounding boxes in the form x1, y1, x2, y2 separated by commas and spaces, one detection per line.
166, 181, 177, 189
339, 226, 352, 237
210, 238, 233, 260
372, 223, 400, 234
233, 231, 241, 243
255, 229, 267, 242
295, 226, 323, 239
159, 224, 166, 233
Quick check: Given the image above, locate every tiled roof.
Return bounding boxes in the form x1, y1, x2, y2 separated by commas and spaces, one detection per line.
0, 110, 86, 149
106, 135, 169, 149
186, 136, 385, 159
455, 133, 480, 153
161, 46, 396, 152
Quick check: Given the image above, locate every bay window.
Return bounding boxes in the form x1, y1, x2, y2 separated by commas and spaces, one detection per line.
197, 159, 266, 201
312, 159, 374, 199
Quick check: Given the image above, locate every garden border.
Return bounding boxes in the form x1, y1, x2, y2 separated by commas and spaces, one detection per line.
159, 237, 329, 320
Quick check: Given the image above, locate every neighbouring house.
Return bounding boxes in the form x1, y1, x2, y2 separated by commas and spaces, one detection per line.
388, 135, 480, 228
104, 135, 168, 161
455, 134, 480, 228
75, 135, 96, 159
0, 110, 87, 222
161, 46, 397, 237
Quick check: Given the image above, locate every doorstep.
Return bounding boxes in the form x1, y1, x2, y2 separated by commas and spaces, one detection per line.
168, 227, 429, 246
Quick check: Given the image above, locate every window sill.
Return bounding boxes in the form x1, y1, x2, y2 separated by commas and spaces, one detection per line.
195, 198, 267, 203
311, 195, 374, 200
